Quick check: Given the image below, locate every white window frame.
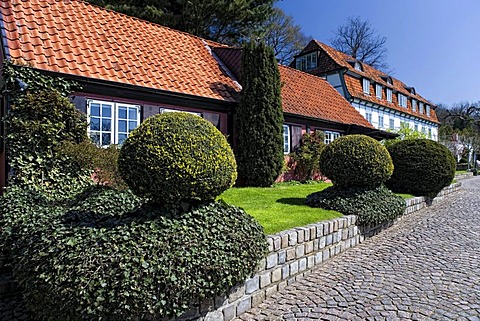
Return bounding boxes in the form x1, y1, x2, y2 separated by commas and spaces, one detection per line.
87, 100, 140, 146
386, 88, 392, 102
365, 112, 372, 124
362, 78, 370, 95
376, 84, 382, 99
283, 124, 290, 154
428, 128, 432, 138
412, 99, 417, 112
324, 131, 340, 144
295, 52, 317, 71
378, 115, 384, 128
398, 93, 407, 107
354, 62, 363, 71
389, 118, 395, 130
414, 124, 419, 131
426, 105, 431, 116
419, 102, 424, 114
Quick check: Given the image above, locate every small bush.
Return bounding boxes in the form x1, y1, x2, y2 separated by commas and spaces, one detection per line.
59, 141, 126, 189
306, 185, 406, 225
290, 131, 325, 181
1, 186, 267, 321
386, 139, 456, 197
119, 112, 237, 205
319, 135, 393, 188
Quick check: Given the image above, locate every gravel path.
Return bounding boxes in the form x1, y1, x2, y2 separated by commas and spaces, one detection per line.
236, 177, 480, 321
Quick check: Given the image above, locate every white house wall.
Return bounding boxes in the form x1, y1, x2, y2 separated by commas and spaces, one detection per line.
351, 100, 438, 141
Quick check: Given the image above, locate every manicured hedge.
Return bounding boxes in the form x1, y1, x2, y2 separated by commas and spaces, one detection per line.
119, 112, 237, 205
386, 139, 456, 197
1, 186, 267, 321
319, 135, 393, 188
306, 185, 406, 225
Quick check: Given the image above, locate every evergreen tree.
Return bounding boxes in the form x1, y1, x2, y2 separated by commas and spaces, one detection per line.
235, 41, 284, 187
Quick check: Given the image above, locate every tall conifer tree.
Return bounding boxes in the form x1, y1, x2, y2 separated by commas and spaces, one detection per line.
235, 41, 284, 187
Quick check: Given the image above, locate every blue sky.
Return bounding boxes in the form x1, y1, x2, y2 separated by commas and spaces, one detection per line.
275, 0, 480, 107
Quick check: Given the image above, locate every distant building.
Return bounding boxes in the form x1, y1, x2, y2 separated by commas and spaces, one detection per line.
291, 40, 440, 140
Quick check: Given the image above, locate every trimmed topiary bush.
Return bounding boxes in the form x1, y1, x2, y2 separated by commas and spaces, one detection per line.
1, 186, 267, 321
118, 112, 237, 205
386, 139, 456, 197
319, 135, 393, 188
306, 185, 406, 225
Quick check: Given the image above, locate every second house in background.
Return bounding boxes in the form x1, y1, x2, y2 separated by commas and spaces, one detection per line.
292, 40, 440, 140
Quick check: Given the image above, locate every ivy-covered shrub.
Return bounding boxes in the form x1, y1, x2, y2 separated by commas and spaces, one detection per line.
290, 131, 325, 181
59, 141, 126, 189
386, 139, 456, 197
319, 135, 393, 188
306, 185, 406, 225
0, 186, 266, 321
3, 62, 90, 200
119, 112, 237, 205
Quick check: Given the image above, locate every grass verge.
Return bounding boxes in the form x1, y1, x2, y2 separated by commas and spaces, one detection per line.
218, 182, 341, 235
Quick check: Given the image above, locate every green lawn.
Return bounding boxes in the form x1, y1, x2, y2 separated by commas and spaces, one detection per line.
218, 182, 342, 235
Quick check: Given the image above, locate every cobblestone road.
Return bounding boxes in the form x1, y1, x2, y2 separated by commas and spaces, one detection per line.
236, 177, 480, 321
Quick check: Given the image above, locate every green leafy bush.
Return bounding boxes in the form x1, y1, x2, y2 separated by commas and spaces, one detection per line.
290, 131, 325, 181
59, 141, 126, 189
306, 185, 406, 225
1, 187, 266, 321
119, 112, 237, 205
386, 139, 456, 197
319, 135, 393, 188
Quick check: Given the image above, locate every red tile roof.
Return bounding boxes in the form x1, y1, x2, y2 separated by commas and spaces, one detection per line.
306, 40, 439, 124
212, 47, 374, 129
279, 66, 374, 128
0, 0, 240, 102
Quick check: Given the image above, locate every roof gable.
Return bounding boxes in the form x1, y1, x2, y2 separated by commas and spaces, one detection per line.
0, 0, 240, 102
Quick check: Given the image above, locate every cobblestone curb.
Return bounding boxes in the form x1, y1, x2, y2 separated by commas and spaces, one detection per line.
455, 172, 474, 180
0, 182, 462, 321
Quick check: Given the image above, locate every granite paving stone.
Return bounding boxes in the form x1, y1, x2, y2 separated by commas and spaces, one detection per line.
233, 177, 480, 320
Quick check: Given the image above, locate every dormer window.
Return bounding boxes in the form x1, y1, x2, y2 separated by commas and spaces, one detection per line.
382, 75, 393, 85
354, 61, 363, 71
386, 88, 392, 102
426, 105, 431, 116
405, 86, 416, 95
295, 52, 317, 71
362, 78, 370, 94
398, 93, 407, 107
419, 102, 424, 114
412, 99, 417, 112
375, 84, 382, 99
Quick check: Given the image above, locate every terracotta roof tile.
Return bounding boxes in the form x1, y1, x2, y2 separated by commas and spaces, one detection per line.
0, 0, 240, 102
279, 66, 374, 128
311, 40, 439, 124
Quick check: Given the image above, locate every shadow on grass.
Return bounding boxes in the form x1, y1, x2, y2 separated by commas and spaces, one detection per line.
276, 197, 306, 206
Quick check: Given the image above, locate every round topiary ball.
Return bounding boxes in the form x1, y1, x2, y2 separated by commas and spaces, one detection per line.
386, 139, 456, 196
319, 134, 393, 188
118, 112, 237, 204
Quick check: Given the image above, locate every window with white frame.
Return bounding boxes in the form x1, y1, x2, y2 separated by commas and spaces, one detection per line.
398, 93, 407, 107
283, 125, 290, 154
378, 115, 384, 128
412, 99, 417, 112
365, 112, 372, 123
414, 124, 419, 131
324, 131, 340, 144
419, 102, 424, 114
354, 62, 363, 71
295, 52, 317, 71
362, 78, 370, 94
87, 100, 140, 146
376, 84, 382, 99
389, 118, 395, 129
386, 88, 392, 102
426, 105, 431, 116
428, 128, 432, 138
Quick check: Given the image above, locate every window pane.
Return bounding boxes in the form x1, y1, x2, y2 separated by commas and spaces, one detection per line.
90, 103, 100, 116
118, 120, 127, 133
101, 133, 111, 146
129, 108, 138, 120
118, 107, 127, 119
102, 119, 111, 131
128, 121, 137, 132
102, 105, 112, 117
118, 134, 128, 145
90, 117, 100, 131
90, 132, 100, 145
